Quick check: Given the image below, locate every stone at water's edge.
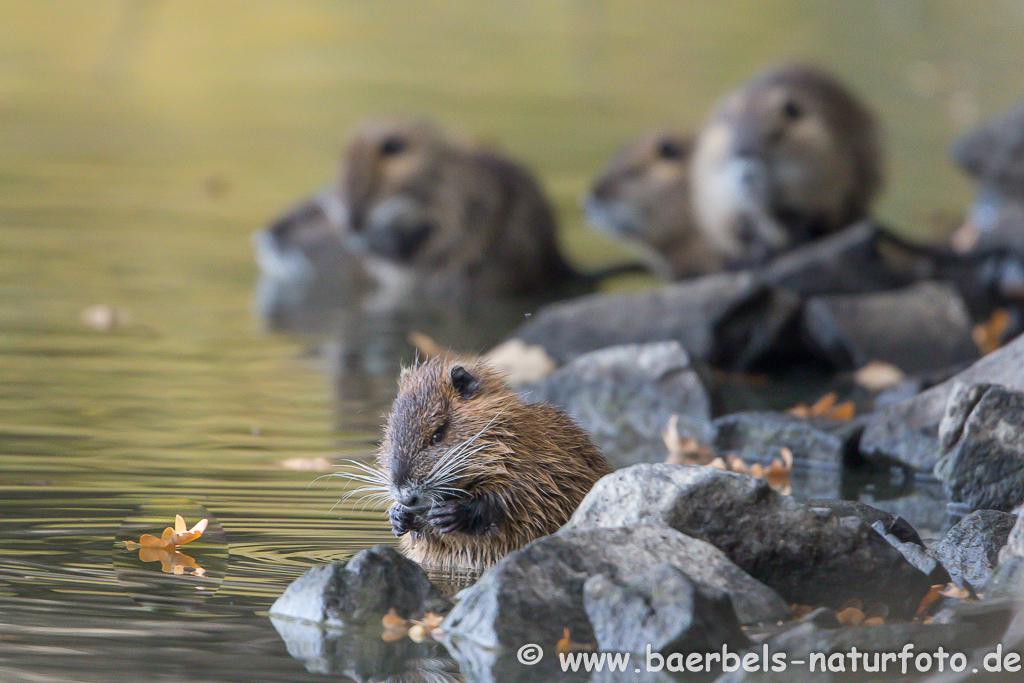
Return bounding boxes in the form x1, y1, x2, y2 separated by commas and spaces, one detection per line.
519, 341, 713, 467
564, 464, 935, 617
441, 525, 789, 653
801, 282, 978, 374
985, 509, 1024, 598
860, 332, 1024, 471
935, 383, 1024, 512
269, 545, 450, 627
931, 510, 1017, 591
584, 563, 750, 655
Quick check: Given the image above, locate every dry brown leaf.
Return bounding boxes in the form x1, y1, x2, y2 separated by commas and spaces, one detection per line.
278, 457, 334, 472
556, 628, 572, 655
916, 584, 947, 616
854, 361, 906, 391
663, 415, 714, 465
973, 309, 1011, 356
789, 392, 855, 420
939, 585, 972, 601
791, 604, 817, 620
835, 607, 865, 626
483, 338, 557, 386
407, 624, 428, 643
124, 514, 207, 551
863, 616, 885, 626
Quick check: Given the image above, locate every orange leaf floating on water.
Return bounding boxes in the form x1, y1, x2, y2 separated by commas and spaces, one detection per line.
707, 448, 792, 495
940, 585, 972, 601
663, 415, 714, 466
124, 514, 208, 551
916, 584, 948, 617
380, 609, 446, 643
557, 628, 572, 655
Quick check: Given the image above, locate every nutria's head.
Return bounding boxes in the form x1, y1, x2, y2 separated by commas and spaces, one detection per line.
340, 118, 449, 265
367, 357, 610, 570
585, 129, 721, 279
692, 63, 883, 264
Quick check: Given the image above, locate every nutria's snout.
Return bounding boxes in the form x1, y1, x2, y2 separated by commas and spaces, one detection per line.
372, 357, 612, 571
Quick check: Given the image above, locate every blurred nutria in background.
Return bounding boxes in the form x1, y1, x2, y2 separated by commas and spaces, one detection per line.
255, 117, 576, 310
691, 63, 884, 267
584, 129, 723, 280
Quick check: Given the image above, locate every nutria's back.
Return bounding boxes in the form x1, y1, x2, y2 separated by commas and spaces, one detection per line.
375, 357, 611, 570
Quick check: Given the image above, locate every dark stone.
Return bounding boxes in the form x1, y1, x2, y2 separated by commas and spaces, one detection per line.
564, 464, 935, 617
985, 511, 1024, 598
441, 525, 790, 655
715, 615, 1007, 683
269, 545, 450, 627
583, 563, 750, 655
953, 101, 1024, 198
805, 499, 924, 546
870, 520, 951, 585
860, 332, 1024, 471
801, 282, 978, 374
934, 383, 1024, 512
512, 272, 759, 364
520, 341, 713, 467
931, 510, 1017, 591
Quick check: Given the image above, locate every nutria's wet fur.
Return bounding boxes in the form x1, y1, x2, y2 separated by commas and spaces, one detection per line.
585, 129, 723, 280
341, 118, 575, 299
371, 357, 611, 571
691, 64, 883, 266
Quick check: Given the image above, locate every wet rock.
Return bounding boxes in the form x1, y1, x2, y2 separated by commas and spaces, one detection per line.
511, 272, 759, 364
441, 525, 790, 655
801, 282, 978, 374
985, 510, 1024, 598
870, 520, 951, 586
584, 563, 750, 655
715, 614, 1007, 683
805, 499, 924, 546
520, 341, 713, 467
931, 510, 1017, 591
564, 464, 935, 617
860, 332, 1024, 471
269, 545, 450, 627
935, 383, 1024, 512
269, 618, 458, 680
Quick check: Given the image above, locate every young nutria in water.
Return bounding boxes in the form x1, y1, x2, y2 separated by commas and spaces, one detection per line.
691, 63, 883, 266
355, 357, 611, 571
584, 129, 723, 280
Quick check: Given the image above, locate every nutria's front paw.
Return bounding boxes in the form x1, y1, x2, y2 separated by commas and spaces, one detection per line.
427, 498, 493, 536
389, 505, 415, 537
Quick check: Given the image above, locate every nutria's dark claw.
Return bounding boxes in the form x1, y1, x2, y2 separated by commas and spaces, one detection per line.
389, 505, 413, 536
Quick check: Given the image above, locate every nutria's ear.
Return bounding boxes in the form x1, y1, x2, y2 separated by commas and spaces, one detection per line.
450, 366, 479, 399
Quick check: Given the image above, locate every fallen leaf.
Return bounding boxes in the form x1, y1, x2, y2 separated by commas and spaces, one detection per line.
916, 584, 947, 616
664, 415, 714, 465
939, 585, 972, 601
854, 361, 906, 391
124, 514, 208, 551
556, 628, 572, 655
483, 338, 557, 386
408, 332, 447, 358
835, 607, 865, 626
972, 309, 1011, 356
789, 393, 855, 420
863, 617, 885, 626
278, 457, 334, 472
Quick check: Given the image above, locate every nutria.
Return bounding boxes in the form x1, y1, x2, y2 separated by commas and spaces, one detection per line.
585, 129, 724, 279
354, 357, 611, 571
255, 117, 576, 305
340, 118, 576, 300
691, 64, 883, 266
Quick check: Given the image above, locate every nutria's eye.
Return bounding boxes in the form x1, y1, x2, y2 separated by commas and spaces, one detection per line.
380, 136, 407, 156
430, 424, 446, 445
657, 139, 683, 160
781, 99, 803, 120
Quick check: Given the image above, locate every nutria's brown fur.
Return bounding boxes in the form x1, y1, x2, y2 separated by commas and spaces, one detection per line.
691, 64, 883, 266
341, 118, 575, 299
585, 129, 723, 279
367, 357, 611, 570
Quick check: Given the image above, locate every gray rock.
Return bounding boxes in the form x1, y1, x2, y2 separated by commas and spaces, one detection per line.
985, 510, 1024, 598
804, 499, 925, 547
860, 332, 1024, 471
441, 525, 790, 655
564, 464, 935, 617
520, 341, 713, 467
512, 272, 759, 364
931, 510, 1017, 591
802, 282, 978, 374
583, 563, 750, 655
269, 545, 450, 627
870, 520, 951, 585
935, 383, 1024, 512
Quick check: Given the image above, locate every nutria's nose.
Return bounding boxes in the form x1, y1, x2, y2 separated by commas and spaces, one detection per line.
396, 491, 424, 510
